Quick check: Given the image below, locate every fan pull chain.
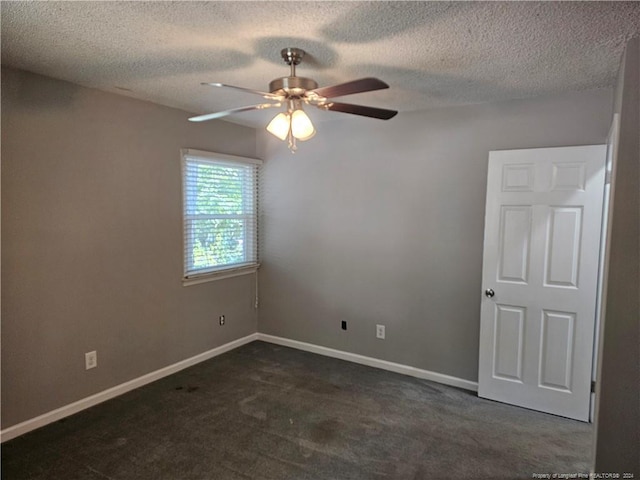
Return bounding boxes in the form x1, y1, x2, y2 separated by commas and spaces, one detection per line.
287, 130, 297, 153
287, 112, 297, 153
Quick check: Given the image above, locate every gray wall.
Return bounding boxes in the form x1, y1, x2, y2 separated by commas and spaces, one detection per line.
1, 65, 619, 434
258, 89, 612, 382
1, 68, 258, 428
594, 38, 640, 475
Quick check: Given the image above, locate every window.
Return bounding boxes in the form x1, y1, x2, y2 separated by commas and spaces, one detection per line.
181, 149, 260, 284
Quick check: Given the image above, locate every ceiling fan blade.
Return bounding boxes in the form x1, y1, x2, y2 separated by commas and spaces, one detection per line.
311, 78, 389, 99
202, 82, 283, 100
189, 103, 281, 122
319, 101, 398, 120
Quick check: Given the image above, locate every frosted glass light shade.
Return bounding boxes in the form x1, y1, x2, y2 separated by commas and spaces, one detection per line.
266, 112, 290, 140
291, 109, 315, 141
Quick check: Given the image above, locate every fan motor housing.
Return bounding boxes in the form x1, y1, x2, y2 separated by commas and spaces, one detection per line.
269, 76, 318, 96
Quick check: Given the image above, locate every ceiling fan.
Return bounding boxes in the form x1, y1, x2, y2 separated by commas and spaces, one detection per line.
189, 47, 398, 151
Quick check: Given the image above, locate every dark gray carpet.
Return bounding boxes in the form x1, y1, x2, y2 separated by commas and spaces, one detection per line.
1, 341, 592, 479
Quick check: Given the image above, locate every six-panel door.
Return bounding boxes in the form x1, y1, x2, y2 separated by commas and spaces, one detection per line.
478, 145, 606, 421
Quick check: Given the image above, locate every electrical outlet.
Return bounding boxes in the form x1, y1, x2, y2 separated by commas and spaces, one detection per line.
85, 351, 97, 370
219, 315, 225, 326
376, 324, 385, 339
341, 320, 347, 330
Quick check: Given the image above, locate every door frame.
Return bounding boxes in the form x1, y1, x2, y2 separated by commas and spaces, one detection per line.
590, 114, 619, 422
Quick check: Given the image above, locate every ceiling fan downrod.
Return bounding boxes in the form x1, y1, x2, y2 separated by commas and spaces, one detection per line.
281, 47, 304, 76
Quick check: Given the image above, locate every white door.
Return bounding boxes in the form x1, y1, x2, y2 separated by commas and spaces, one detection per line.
478, 145, 606, 421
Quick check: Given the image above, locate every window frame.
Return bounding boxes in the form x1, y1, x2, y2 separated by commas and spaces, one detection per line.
180, 148, 261, 286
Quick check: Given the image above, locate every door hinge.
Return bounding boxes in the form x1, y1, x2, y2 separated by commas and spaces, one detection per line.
591, 380, 596, 393
605, 170, 612, 184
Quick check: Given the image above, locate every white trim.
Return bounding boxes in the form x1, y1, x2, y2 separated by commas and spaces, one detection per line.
0, 333, 259, 443
256, 333, 479, 392
183, 264, 259, 286
2, 332, 478, 443
181, 148, 262, 165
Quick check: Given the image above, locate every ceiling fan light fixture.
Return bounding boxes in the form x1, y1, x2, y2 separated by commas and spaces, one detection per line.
291, 109, 315, 141
266, 112, 290, 141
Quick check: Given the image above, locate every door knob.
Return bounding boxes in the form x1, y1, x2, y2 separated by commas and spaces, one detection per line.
485, 288, 495, 298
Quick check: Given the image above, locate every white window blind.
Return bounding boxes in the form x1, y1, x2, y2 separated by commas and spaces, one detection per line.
181, 149, 260, 280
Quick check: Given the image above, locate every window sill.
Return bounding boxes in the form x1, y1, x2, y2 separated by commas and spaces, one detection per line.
183, 264, 259, 286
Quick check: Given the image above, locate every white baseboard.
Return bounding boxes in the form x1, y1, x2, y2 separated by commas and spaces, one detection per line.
256, 333, 478, 392
2, 332, 477, 443
0, 333, 259, 443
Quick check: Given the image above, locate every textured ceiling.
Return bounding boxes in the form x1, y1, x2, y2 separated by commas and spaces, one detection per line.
2, 1, 640, 127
